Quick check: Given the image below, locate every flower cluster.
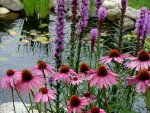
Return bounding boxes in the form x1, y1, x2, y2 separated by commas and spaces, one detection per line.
90, 28, 98, 52
135, 7, 150, 40
94, 0, 104, 9
98, 7, 107, 23
54, 0, 66, 68
78, 0, 90, 33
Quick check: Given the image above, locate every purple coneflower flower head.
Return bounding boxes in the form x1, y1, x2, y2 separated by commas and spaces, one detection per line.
67, 95, 88, 113
126, 51, 150, 71
135, 7, 148, 40
90, 28, 98, 52
15, 69, 45, 95
54, 0, 66, 68
126, 69, 150, 93
99, 49, 129, 64
83, 92, 96, 104
94, 0, 104, 9
70, 76, 83, 85
54, 65, 77, 83
34, 87, 56, 103
31, 61, 54, 76
98, 7, 107, 23
78, 0, 90, 33
0, 69, 21, 89
87, 106, 106, 113
87, 65, 118, 89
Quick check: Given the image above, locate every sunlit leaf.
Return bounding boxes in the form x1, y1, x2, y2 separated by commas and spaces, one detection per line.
21, 39, 30, 43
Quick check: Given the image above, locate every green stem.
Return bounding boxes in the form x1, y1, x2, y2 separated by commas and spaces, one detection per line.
29, 93, 33, 113
42, 70, 47, 88
31, 91, 41, 113
11, 87, 16, 113
75, 34, 83, 72
103, 87, 110, 113
44, 103, 47, 113
16, 90, 30, 113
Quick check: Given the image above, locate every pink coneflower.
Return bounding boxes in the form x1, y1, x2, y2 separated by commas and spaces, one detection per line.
31, 61, 54, 76
126, 51, 150, 71
54, 65, 77, 83
15, 69, 44, 94
1, 69, 21, 89
87, 106, 106, 113
126, 69, 150, 93
78, 63, 94, 79
68, 95, 88, 113
99, 49, 129, 64
87, 65, 118, 89
71, 76, 82, 85
34, 87, 56, 103
83, 92, 96, 104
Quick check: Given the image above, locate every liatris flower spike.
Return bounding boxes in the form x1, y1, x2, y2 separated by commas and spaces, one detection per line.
98, 7, 107, 23
87, 65, 118, 89
78, 0, 90, 33
34, 87, 56, 103
15, 69, 44, 94
31, 61, 54, 76
1, 69, 21, 89
68, 95, 88, 113
126, 69, 150, 93
90, 28, 98, 52
99, 49, 129, 64
87, 106, 106, 113
54, 65, 77, 83
126, 51, 150, 71
135, 7, 148, 40
94, 0, 104, 9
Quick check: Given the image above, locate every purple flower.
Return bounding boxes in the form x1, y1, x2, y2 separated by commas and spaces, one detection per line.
70, 0, 78, 18
94, 0, 104, 9
98, 7, 107, 23
90, 28, 98, 52
143, 12, 150, 40
135, 7, 148, 40
78, 0, 90, 33
54, 0, 66, 68
121, 0, 128, 13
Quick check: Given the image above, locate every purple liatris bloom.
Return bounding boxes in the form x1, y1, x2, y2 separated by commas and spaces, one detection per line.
94, 0, 104, 9
78, 0, 90, 33
54, 0, 66, 68
70, 0, 78, 18
143, 11, 150, 40
90, 28, 98, 52
121, 0, 128, 14
98, 7, 107, 23
135, 7, 148, 40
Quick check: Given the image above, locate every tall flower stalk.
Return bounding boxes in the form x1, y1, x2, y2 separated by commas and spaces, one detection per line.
118, 0, 128, 52
135, 7, 148, 55
97, 7, 107, 62
54, 0, 66, 112
69, 0, 79, 68
75, 0, 90, 72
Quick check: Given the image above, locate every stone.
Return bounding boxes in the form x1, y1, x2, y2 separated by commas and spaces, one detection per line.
102, 0, 117, 9
0, 0, 23, 11
0, 102, 40, 113
0, 7, 10, 14
123, 18, 135, 30
125, 7, 139, 20
106, 6, 121, 20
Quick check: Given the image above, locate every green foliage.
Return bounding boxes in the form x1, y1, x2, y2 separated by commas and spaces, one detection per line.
128, 0, 150, 9
22, 0, 50, 18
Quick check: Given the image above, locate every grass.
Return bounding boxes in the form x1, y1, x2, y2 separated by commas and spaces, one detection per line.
128, 0, 150, 9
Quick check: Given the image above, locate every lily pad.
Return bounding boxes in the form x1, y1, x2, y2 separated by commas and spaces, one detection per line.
30, 32, 37, 36
8, 30, 17, 35
21, 39, 30, 43
35, 36, 48, 42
